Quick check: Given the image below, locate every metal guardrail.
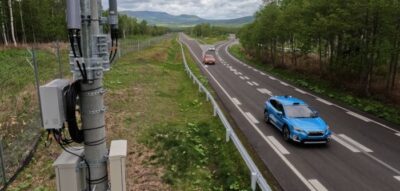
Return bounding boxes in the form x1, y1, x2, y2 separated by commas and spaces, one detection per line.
178, 40, 272, 191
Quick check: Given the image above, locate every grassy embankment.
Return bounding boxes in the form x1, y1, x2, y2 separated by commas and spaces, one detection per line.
9, 39, 252, 191
229, 44, 400, 125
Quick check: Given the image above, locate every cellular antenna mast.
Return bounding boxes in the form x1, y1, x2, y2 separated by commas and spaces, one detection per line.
65, 0, 119, 190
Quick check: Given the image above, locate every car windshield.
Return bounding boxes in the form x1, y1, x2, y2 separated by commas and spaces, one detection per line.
284, 105, 315, 118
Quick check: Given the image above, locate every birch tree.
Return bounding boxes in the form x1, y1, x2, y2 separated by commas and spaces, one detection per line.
8, 0, 16, 46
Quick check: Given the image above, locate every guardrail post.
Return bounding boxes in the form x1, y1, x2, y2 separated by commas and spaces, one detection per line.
251, 172, 257, 191
226, 129, 231, 142
213, 106, 217, 116
198, 84, 202, 92
206, 93, 210, 101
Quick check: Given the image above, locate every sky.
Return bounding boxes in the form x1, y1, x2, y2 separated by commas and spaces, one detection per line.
101, 0, 263, 19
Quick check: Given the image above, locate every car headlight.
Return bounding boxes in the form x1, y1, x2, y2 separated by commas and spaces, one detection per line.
294, 127, 305, 133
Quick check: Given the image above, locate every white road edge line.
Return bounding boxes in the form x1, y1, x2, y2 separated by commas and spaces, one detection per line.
331, 134, 361, 153
245, 112, 259, 124
338, 134, 373, 153
186, 40, 316, 191
308, 179, 328, 191
267, 136, 290, 155
394, 176, 400, 182
316, 98, 333, 106
295, 88, 307, 94
346, 111, 371, 122
232, 97, 241, 106
280, 81, 289, 86
269, 76, 276, 80
396, 133, 400, 137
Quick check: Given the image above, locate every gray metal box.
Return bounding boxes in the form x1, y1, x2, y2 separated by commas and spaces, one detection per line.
53, 148, 84, 191
109, 140, 127, 191
39, 79, 70, 129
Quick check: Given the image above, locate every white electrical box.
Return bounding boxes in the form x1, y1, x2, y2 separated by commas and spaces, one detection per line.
109, 140, 127, 191
40, 79, 70, 129
53, 148, 84, 191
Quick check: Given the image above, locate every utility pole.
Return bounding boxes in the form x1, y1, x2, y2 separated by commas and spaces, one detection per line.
67, 0, 116, 189
78, 0, 108, 190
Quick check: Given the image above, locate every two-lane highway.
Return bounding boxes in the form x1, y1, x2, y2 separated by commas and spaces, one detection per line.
180, 33, 400, 191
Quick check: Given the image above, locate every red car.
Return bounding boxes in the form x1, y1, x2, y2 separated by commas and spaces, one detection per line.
203, 54, 216, 65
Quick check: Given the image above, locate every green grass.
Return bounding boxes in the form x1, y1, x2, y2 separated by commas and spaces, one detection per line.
105, 38, 251, 190
9, 39, 251, 190
229, 44, 400, 125
0, 45, 70, 189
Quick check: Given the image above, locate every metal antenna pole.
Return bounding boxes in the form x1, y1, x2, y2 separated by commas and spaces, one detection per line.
79, 0, 108, 190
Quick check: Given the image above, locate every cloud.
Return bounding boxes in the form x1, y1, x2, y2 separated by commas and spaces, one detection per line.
101, 0, 263, 19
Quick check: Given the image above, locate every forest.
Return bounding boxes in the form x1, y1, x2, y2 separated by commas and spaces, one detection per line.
239, 0, 400, 99
0, 0, 168, 44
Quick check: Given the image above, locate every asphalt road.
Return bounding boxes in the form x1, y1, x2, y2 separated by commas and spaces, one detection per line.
180, 33, 400, 191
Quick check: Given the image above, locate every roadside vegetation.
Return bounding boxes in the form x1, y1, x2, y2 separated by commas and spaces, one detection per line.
230, 44, 400, 125
240, 1, 400, 101
185, 23, 238, 44
0, 44, 70, 190
9, 38, 251, 191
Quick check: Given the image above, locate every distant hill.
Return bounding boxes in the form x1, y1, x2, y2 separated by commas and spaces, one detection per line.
120, 11, 254, 27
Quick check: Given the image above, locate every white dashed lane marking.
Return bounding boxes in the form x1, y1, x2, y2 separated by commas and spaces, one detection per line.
245, 112, 259, 124
232, 97, 241, 106
308, 179, 328, 191
247, 81, 254, 86
257, 88, 272, 96
338, 134, 373, 153
243, 76, 250, 80
331, 134, 361, 153
239, 76, 245, 80
252, 81, 260, 86
267, 136, 290, 155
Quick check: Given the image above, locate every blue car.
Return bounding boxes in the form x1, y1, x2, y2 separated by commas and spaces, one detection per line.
264, 96, 331, 144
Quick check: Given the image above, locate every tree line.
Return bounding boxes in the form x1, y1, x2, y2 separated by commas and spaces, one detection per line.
0, 0, 168, 45
239, 0, 400, 96
188, 23, 239, 38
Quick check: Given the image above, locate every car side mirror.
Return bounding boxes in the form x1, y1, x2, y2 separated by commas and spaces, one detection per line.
277, 111, 283, 116
312, 111, 319, 117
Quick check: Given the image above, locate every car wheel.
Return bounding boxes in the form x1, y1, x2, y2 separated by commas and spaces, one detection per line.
283, 126, 290, 142
264, 110, 270, 124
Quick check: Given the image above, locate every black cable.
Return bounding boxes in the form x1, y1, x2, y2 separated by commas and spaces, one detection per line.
110, 30, 119, 63
65, 81, 84, 143
76, 30, 83, 57
75, 60, 87, 82
82, 62, 88, 82
69, 29, 77, 58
